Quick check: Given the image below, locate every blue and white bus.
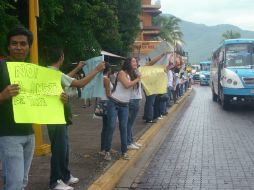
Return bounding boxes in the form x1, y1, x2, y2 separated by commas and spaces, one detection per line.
211, 39, 254, 109
199, 61, 211, 85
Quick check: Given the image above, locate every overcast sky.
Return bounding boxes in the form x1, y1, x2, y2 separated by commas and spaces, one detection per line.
158, 0, 254, 31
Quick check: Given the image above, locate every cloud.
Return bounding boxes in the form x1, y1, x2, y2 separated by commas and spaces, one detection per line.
159, 0, 254, 31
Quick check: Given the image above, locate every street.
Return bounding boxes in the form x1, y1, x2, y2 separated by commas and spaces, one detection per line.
118, 85, 254, 190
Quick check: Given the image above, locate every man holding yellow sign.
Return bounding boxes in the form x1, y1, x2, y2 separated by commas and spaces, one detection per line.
0, 26, 67, 190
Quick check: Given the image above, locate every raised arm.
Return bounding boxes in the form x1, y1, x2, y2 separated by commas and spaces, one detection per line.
117, 70, 140, 89
67, 61, 86, 77
145, 52, 166, 66
70, 61, 105, 88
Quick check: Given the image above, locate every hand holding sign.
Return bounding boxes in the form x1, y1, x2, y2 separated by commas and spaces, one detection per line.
0, 84, 20, 100
7, 62, 65, 124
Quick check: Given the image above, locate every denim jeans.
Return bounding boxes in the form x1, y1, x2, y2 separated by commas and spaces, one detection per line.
160, 100, 167, 115
0, 135, 35, 190
127, 99, 140, 145
47, 125, 70, 187
105, 99, 129, 154
153, 95, 161, 119
167, 86, 173, 105
101, 114, 108, 151
143, 94, 156, 121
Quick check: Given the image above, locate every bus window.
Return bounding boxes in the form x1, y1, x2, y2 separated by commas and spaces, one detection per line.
225, 44, 253, 67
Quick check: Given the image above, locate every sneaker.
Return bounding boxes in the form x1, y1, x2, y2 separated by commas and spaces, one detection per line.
98, 150, 106, 156
133, 142, 142, 147
128, 144, 139, 150
158, 116, 163, 120
145, 120, 156, 124
122, 153, 130, 160
104, 152, 111, 161
52, 180, 73, 190
66, 175, 79, 185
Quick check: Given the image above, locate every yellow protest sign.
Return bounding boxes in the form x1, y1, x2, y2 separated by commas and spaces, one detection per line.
7, 62, 65, 124
139, 65, 167, 96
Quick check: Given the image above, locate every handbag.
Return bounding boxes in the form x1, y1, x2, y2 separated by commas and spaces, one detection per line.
94, 100, 108, 116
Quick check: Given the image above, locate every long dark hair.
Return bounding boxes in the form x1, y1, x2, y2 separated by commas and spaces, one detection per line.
112, 57, 139, 92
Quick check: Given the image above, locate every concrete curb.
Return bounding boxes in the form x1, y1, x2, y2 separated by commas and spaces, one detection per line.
87, 88, 193, 190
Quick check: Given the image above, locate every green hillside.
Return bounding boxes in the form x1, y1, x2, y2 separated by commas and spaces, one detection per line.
162, 14, 254, 63
180, 21, 254, 63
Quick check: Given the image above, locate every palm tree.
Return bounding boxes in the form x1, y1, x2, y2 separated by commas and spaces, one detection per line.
221, 30, 241, 42
159, 16, 183, 45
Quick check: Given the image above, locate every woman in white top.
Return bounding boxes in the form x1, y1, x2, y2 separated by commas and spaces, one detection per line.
104, 57, 141, 160
99, 62, 112, 155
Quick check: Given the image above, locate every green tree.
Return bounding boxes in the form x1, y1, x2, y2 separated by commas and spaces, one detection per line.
116, 0, 141, 56
0, 1, 20, 55
221, 30, 241, 41
158, 15, 183, 45
0, 0, 141, 66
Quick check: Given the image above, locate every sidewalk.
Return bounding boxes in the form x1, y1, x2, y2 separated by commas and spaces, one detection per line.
26, 96, 154, 190
0, 89, 191, 190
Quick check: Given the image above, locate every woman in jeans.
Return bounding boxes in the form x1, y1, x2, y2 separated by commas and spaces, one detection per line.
104, 57, 141, 160
99, 62, 112, 156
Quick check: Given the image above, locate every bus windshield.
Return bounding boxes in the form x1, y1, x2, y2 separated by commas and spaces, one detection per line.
200, 64, 210, 71
225, 44, 254, 67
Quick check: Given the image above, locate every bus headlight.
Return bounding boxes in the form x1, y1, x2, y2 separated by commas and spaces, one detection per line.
227, 79, 232, 84
233, 81, 238, 85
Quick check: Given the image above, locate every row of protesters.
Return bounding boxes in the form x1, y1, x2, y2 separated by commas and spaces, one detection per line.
103, 57, 141, 161
0, 26, 105, 190
45, 48, 105, 190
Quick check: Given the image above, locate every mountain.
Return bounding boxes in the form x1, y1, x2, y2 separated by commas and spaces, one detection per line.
162, 14, 254, 63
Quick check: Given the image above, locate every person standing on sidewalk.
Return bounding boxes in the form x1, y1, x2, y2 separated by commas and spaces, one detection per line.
46, 48, 105, 190
0, 25, 35, 190
98, 62, 112, 156
126, 60, 142, 150
104, 57, 141, 161
0, 26, 66, 190
142, 52, 167, 123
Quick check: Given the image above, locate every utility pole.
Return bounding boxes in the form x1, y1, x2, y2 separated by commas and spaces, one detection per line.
29, 0, 50, 156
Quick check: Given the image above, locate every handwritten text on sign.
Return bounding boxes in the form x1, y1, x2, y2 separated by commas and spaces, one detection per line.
139, 65, 167, 96
7, 62, 65, 124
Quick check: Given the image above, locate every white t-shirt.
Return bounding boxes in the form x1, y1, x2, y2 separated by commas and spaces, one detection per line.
130, 81, 142, 100
101, 76, 113, 101
47, 66, 75, 89
167, 70, 173, 87
111, 73, 132, 103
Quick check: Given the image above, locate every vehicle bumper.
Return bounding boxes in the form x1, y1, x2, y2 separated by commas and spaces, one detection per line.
223, 87, 254, 96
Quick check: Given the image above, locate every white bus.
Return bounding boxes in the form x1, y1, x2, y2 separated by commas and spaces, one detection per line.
211, 39, 254, 109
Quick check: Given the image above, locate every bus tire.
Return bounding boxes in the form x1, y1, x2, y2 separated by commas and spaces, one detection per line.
221, 93, 229, 110
212, 85, 217, 102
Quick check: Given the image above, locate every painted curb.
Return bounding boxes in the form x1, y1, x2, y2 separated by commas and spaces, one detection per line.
87, 88, 193, 190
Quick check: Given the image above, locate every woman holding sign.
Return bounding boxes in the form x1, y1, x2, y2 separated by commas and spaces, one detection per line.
104, 57, 141, 161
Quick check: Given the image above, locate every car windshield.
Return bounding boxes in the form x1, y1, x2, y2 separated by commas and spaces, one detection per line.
192, 66, 200, 72
225, 43, 254, 67
200, 64, 210, 71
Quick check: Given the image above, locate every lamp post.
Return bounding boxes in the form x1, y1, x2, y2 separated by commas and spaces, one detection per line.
29, 0, 50, 156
